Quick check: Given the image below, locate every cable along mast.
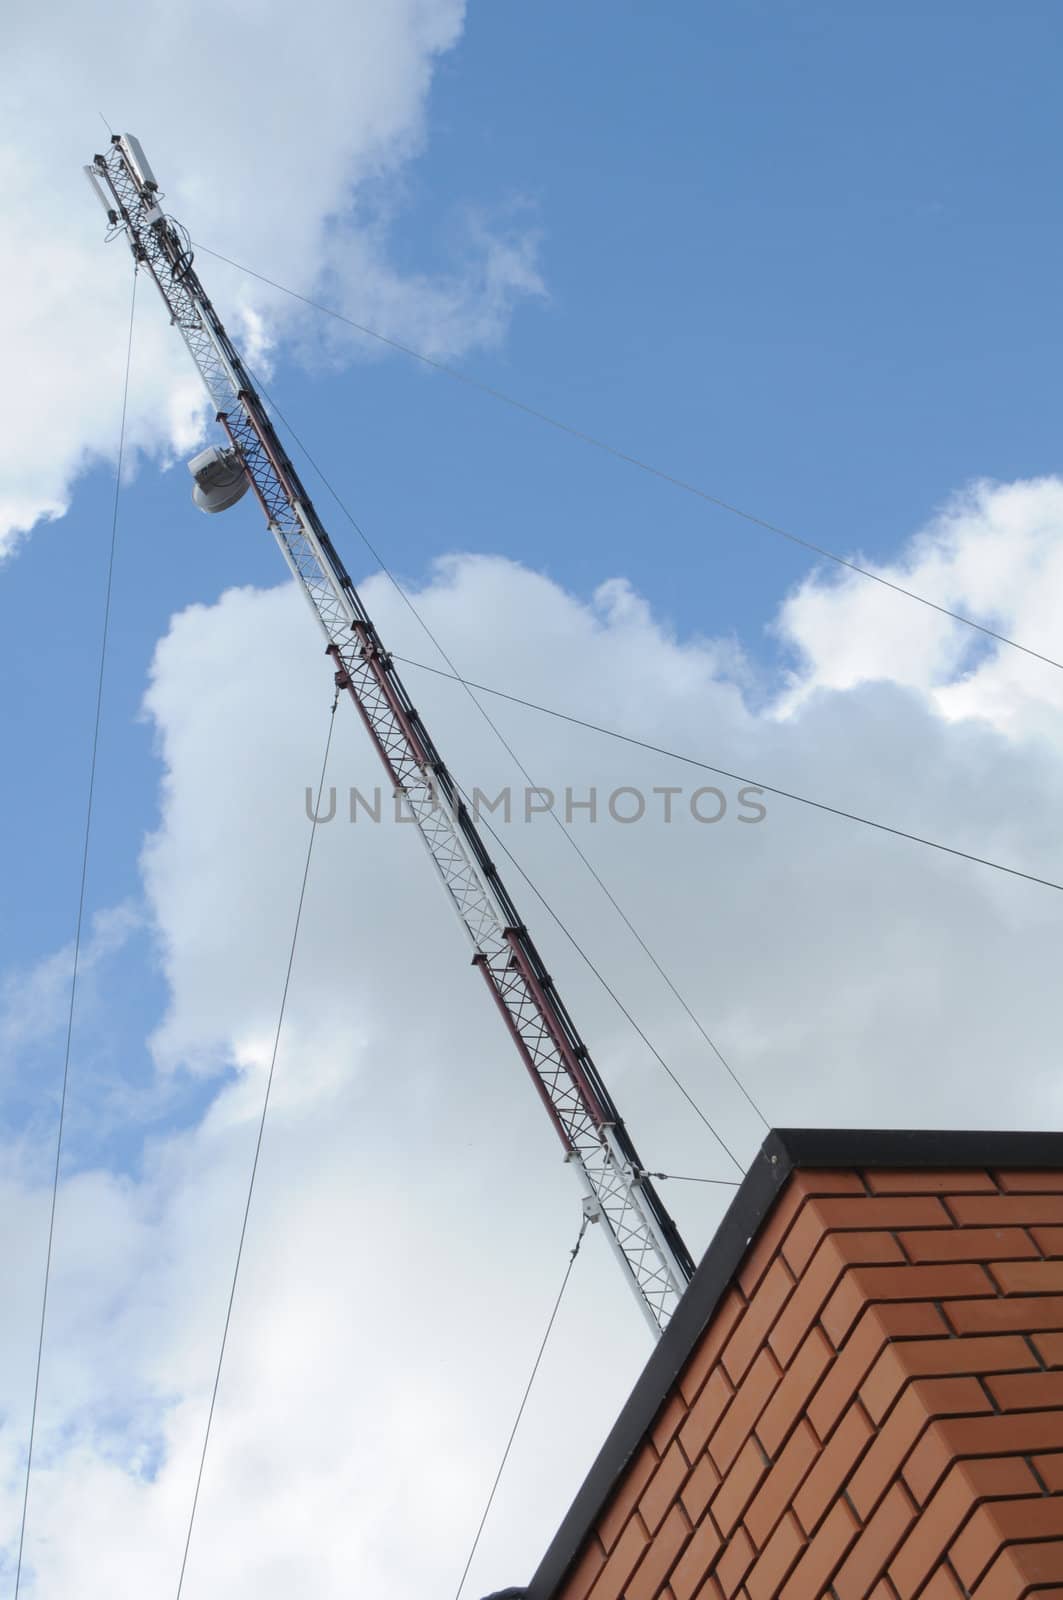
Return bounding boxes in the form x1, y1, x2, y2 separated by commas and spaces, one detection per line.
86, 134, 695, 1335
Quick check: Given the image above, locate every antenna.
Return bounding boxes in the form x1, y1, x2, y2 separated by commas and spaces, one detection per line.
86, 133, 697, 1334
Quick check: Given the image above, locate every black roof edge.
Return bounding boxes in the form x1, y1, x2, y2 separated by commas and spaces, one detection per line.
526, 1126, 1063, 1600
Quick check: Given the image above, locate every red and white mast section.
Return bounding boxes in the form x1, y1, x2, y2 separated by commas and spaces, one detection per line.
86, 134, 696, 1335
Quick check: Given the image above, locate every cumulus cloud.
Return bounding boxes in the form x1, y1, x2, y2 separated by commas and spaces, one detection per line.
4, 482, 1063, 1594
1, 0, 544, 557
775, 476, 1063, 740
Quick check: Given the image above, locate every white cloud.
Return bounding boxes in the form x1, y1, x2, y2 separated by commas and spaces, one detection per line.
0, 904, 138, 1070
775, 476, 1063, 740
4, 483, 1063, 1594
1, 0, 544, 557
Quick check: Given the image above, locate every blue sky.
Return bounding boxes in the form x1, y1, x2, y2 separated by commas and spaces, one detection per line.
4, 3, 1063, 1594
6, 0, 1063, 1048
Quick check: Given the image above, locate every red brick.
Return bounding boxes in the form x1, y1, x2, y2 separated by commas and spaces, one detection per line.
946, 1193, 1063, 1225
652, 1390, 688, 1455
745, 1419, 818, 1548
986, 1368, 1063, 1411
808, 1301, 946, 1440
708, 1349, 781, 1474
822, 1263, 993, 1346
721, 1259, 795, 1386
1036, 1332, 1063, 1367
920, 1563, 964, 1600
587, 1512, 650, 1600
641, 1441, 690, 1536
1033, 1454, 1063, 1490
736, 1213, 786, 1305
945, 1293, 1063, 1336
628, 1503, 692, 1600
864, 1169, 997, 1194
680, 1454, 721, 1524
715, 1525, 755, 1599
905, 1410, 1063, 1502
953, 1497, 1063, 1590
780, 1496, 860, 1600
558, 1533, 606, 1600
899, 1428, 952, 1507
1033, 1227, 1063, 1257
598, 1442, 658, 1553
995, 1170, 1063, 1193
782, 1196, 948, 1278
737, 1171, 865, 1299
710, 1437, 767, 1537
756, 1325, 832, 1456
679, 1368, 734, 1464
679, 1291, 745, 1407
769, 1231, 903, 1367
794, 1401, 874, 1534
833, 1481, 917, 1600
973, 1541, 1063, 1600
898, 1226, 1037, 1263
849, 1376, 992, 1521
888, 1455, 1038, 1598
744, 1513, 804, 1600
860, 1334, 1036, 1424
668, 1515, 723, 1600
983, 1493, 1063, 1541
990, 1258, 1063, 1294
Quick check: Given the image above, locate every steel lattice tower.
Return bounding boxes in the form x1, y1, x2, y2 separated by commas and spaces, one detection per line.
86, 134, 696, 1335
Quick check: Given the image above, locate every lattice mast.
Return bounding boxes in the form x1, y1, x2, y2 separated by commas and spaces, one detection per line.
86, 134, 695, 1334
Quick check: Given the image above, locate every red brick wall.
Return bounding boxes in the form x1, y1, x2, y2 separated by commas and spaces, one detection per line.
554, 1166, 1063, 1600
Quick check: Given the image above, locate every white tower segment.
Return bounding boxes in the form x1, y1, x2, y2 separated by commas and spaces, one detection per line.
87, 135, 696, 1334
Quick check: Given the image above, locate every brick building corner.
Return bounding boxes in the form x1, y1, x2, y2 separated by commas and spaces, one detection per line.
523, 1129, 1063, 1600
